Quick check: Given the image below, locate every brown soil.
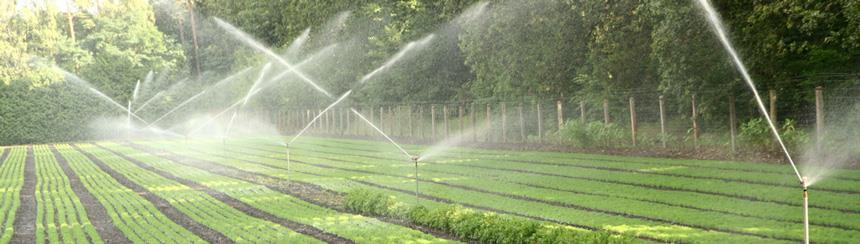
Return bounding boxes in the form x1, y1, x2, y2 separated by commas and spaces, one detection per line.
69, 144, 232, 243
11, 146, 36, 243
49, 145, 130, 243
128, 142, 463, 242
96, 143, 352, 244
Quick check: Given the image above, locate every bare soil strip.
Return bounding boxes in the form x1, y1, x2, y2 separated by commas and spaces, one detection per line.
305, 138, 860, 182
156, 142, 675, 243
49, 145, 129, 243
213, 145, 802, 242
272, 144, 859, 215
301, 141, 859, 194
130, 142, 464, 242
171, 142, 795, 242
11, 146, 36, 243
69, 144, 231, 243
93, 143, 351, 244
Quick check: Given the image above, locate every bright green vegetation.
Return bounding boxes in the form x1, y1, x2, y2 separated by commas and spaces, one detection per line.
52, 144, 204, 243
97, 142, 450, 243
344, 189, 635, 244
4, 137, 858, 243
32, 145, 102, 243
135, 137, 860, 243
73, 144, 319, 243
0, 147, 25, 242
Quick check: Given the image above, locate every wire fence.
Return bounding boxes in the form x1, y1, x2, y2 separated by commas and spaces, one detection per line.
256, 85, 858, 158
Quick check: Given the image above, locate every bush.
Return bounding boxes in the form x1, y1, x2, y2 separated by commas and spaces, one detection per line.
344, 189, 634, 244
558, 121, 626, 147
739, 118, 809, 151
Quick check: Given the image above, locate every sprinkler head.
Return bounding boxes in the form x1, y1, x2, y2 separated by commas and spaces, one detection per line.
802, 176, 809, 191
411, 155, 419, 162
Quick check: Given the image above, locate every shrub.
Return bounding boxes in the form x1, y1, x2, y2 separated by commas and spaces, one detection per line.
739, 118, 809, 151
558, 121, 626, 147
344, 188, 634, 244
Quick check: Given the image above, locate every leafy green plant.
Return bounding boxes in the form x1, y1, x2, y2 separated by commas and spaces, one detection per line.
344, 189, 634, 244
558, 121, 627, 147
739, 118, 809, 151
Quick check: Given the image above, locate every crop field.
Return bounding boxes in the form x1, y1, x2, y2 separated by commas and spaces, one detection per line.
0, 137, 858, 243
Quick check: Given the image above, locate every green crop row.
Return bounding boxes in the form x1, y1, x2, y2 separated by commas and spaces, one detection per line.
75, 144, 317, 243
294, 137, 860, 192
0, 147, 25, 242
145, 140, 781, 243
53, 144, 204, 243
226, 142, 823, 243
280, 140, 860, 231
33, 145, 102, 243
282, 138, 860, 214
344, 188, 637, 244
298, 136, 860, 182
99, 142, 451, 244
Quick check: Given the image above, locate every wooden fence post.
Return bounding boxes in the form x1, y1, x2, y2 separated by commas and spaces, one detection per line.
603, 99, 610, 124
501, 102, 508, 143
536, 101, 543, 142
408, 105, 414, 138
431, 105, 437, 141
418, 105, 425, 140
471, 103, 477, 142
692, 94, 699, 149
769, 89, 778, 128
580, 101, 586, 123
629, 97, 637, 146
729, 95, 737, 154
815, 86, 824, 152
659, 95, 667, 148
518, 102, 525, 142
459, 104, 465, 136
486, 103, 492, 142
443, 104, 449, 138
556, 99, 564, 131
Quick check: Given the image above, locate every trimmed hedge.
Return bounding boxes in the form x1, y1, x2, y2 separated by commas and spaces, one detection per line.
344, 189, 636, 244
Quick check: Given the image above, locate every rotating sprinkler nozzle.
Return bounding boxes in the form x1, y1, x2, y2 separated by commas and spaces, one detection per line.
802, 176, 809, 244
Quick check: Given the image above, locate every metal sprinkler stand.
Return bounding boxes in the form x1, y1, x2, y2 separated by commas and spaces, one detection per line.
802, 176, 809, 244
286, 143, 291, 185
412, 155, 420, 206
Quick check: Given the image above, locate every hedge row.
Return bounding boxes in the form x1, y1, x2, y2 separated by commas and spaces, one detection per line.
344, 189, 636, 244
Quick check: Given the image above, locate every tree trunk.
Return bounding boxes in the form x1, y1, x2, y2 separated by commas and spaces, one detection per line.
187, 0, 202, 77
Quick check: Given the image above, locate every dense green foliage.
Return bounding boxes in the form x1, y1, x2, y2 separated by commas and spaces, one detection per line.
2, 0, 858, 145
344, 188, 634, 244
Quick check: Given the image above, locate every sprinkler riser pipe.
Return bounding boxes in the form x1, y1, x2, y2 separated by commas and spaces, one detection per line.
802, 176, 809, 244
413, 156, 419, 206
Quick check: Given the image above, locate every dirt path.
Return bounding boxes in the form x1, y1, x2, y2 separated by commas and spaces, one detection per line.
205, 144, 803, 243
128, 142, 462, 242
49, 145, 129, 243
69, 144, 232, 243
11, 146, 36, 243
93, 143, 351, 244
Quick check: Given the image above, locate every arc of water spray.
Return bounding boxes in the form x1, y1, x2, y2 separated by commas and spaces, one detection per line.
135, 78, 190, 113
145, 90, 208, 128
213, 17, 333, 98
288, 90, 353, 145
359, 34, 436, 83
144, 67, 254, 128
350, 108, 413, 159
87, 88, 148, 123
186, 46, 336, 136
225, 63, 273, 138
132, 80, 141, 104
696, 0, 802, 183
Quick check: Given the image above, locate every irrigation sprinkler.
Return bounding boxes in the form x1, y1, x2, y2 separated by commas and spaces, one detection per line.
412, 155, 420, 206
802, 176, 809, 244
127, 100, 133, 139
286, 143, 291, 185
